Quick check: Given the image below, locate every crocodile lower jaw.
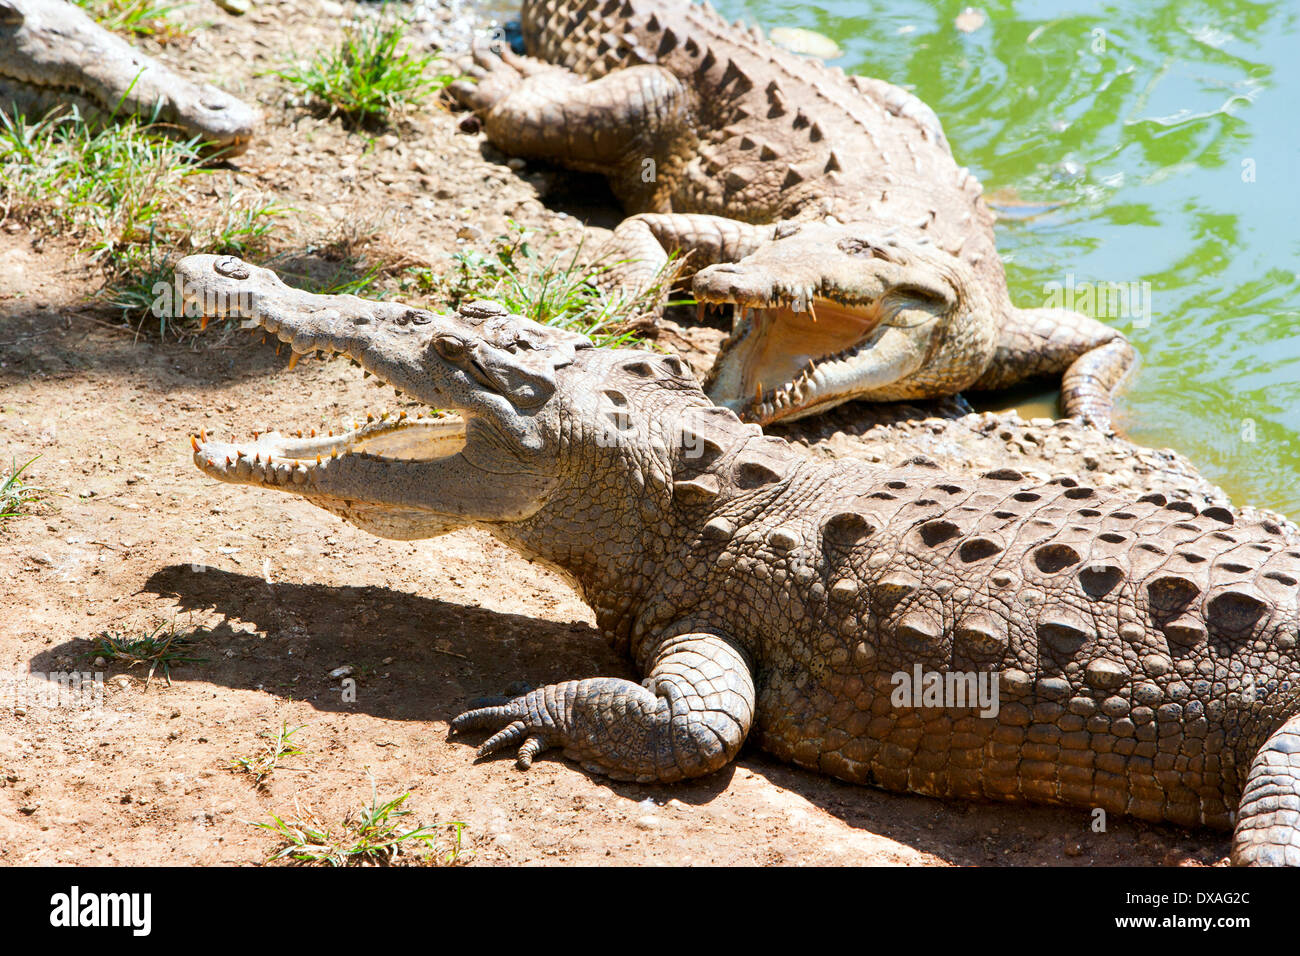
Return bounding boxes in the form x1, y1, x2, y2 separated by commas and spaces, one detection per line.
191, 414, 467, 490
704, 298, 886, 423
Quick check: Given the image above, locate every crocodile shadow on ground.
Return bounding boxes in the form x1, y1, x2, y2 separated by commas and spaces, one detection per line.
35, 563, 1234, 865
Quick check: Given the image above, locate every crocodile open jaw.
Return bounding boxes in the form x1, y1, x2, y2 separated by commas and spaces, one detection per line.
705, 297, 887, 423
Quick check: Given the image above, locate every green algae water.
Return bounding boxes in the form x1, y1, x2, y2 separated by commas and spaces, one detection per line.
491, 0, 1300, 515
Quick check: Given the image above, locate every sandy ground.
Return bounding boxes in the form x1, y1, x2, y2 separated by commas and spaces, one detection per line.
0, 0, 1236, 865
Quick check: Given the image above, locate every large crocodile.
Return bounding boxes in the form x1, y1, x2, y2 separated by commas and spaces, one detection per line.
449, 0, 1134, 428
0, 0, 258, 153
178, 254, 1299, 865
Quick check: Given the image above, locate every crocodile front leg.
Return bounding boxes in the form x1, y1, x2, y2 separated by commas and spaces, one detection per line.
1232, 713, 1300, 866
596, 213, 772, 298
450, 630, 755, 783
972, 307, 1134, 429
448, 46, 692, 211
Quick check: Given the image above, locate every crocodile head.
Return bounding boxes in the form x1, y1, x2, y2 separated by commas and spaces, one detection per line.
0, 0, 258, 154
692, 221, 985, 425
177, 254, 605, 540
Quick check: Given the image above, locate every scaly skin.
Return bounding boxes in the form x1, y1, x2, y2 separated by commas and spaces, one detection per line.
449, 0, 1133, 427
0, 0, 258, 154
177, 254, 1300, 865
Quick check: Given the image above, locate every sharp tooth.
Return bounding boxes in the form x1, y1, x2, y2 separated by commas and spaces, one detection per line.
398, 411, 407, 420
316, 454, 322, 464
696, 302, 706, 323
288, 351, 301, 371
367, 414, 375, 423
225, 456, 232, 466
275, 344, 282, 356
200, 315, 211, 332
190, 435, 199, 451
331, 448, 339, 459
806, 297, 818, 321
200, 429, 208, 442
363, 370, 371, 378
296, 429, 303, 438
310, 429, 317, 437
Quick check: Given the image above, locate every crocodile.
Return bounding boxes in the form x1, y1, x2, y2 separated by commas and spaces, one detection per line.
448, 0, 1134, 427
0, 0, 259, 154
178, 254, 1299, 866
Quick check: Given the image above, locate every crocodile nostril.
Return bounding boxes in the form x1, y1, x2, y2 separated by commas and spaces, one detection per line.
214, 257, 249, 279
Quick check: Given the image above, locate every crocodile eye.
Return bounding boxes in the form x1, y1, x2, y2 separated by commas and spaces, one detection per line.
434, 336, 465, 360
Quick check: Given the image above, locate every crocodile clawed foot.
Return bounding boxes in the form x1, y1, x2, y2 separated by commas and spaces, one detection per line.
451, 690, 554, 770
448, 42, 524, 112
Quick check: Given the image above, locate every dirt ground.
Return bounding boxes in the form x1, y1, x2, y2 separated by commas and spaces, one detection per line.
0, 0, 1235, 866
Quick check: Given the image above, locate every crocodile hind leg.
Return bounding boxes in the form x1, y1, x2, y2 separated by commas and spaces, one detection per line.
450, 630, 755, 783
1232, 714, 1300, 866
970, 308, 1134, 429
448, 46, 691, 210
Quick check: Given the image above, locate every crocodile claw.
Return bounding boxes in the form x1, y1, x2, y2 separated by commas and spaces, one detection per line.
451, 692, 552, 769
448, 42, 523, 113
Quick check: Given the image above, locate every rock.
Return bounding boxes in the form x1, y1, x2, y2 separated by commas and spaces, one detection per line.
635, 815, 661, 830
214, 0, 250, 13
328, 665, 354, 680
456, 225, 484, 241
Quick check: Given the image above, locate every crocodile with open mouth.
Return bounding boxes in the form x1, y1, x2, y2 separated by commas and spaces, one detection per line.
0, 0, 258, 154
178, 254, 1300, 866
449, 0, 1133, 427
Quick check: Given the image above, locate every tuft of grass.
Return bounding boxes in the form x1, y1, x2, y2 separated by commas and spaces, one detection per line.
0, 106, 284, 337
100, 194, 285, 335
407, 220, 683, 347
272, 10, 454, 126
89, 619, 209, 687
278, 258, 389, 298
230, 722, 306, 787
251, 779, 467, 866
0, 456, 46, 520
0, 106, 204, 243
73, 0, 193, 39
